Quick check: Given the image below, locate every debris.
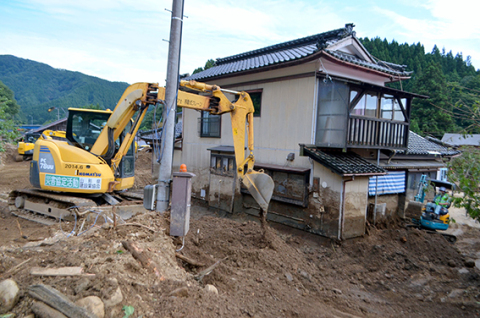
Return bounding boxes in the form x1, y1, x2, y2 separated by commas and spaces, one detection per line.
0, 258, 31, 279
31, 301, 68, 318
121, 241, 164, 280
28, 284, 97, 318
175, 253, 205, 267
15, 219, 27, 239
30, 267, 95, 277
194, 257, 228, 282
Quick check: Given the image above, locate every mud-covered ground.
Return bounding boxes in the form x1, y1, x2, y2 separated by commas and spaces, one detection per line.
1, 143, 480, 318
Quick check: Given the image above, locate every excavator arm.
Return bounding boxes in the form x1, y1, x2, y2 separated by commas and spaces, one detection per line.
176, 80, 274, 211
90, 80, 273, 211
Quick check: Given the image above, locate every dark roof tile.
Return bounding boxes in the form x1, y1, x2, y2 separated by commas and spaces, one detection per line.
405, 131, 460, 156
186, 24, 410, 81
303, 146, 386, 176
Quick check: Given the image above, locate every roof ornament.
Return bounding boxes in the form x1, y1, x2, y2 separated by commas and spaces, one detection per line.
340, 23, 356, 38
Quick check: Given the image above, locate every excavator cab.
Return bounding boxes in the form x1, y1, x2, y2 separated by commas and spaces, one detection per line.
66, 108, 136, 180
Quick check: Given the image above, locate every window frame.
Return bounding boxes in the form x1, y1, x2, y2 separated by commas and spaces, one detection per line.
199, 111, 221, 138
246, 89, 263, 117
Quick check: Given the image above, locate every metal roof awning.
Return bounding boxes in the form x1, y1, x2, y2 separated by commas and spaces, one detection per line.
301, 145, 386, 177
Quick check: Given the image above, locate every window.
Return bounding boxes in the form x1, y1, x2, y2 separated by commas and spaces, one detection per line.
248, 90, 262, 117
199, 111, 221, 138
350, 91, 377, 117
380, 95, 405, 121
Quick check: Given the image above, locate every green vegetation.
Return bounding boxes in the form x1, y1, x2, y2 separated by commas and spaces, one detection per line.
192, 59, 215, 75
0, 55, 129, 125
447, 146, 480, 221
0, 80, 20, 151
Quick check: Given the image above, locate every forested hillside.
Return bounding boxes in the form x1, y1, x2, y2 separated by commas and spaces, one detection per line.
0, 55, 129, 125
359, 38, 480, 138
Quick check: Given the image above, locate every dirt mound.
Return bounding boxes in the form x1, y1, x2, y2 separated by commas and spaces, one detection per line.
0, 142, 19, 166
133, 150, 156, 189
1, 140, 480, 317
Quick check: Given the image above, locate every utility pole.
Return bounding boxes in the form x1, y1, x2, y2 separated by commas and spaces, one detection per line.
156, 0, 184, 212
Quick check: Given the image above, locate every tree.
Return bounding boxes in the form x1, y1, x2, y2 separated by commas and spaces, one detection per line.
192, 59, 216, 75
447, 146, 480, 221
410, 63, 456, 137
0, 81, 20, 119
0, 95, 20, 152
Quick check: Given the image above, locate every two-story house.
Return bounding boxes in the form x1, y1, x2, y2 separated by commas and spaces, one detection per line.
176, 24, 426, 240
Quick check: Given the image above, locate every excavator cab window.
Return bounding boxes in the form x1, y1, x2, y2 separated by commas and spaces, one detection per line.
67, 109, 110, 152
25, 133, 40, 143
66, 108, 135, 178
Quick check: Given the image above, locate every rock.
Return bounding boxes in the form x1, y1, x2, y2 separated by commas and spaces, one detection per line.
76, 296, 105, 318
204, 284, 218, 295
448, 260, 456, 268
74, 278, 91, 295
103, 287, 123, 308
447, 289, 464, 299
298, 270, 311, 281
284, 272, 293, 282
332, 288, 342, 294
0, 279, 20, 314
458, 268, 470, 274
465, 259, 476, 268
168, 287, 189, 297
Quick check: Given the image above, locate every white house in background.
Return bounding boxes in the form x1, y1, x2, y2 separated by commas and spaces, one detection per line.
442, 133, 480, 147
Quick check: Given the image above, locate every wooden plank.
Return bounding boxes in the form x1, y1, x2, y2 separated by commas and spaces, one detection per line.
30, 267, 94, 277
28, 284, 97, 318
31, 301, 68, 318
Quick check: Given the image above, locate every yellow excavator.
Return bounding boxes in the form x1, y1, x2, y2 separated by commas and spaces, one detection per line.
9, 80, 274, 220
16, 130, 67, 161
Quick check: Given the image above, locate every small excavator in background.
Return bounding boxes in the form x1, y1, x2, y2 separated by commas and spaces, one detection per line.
410, 175, 457, 243
16, 130, 67, 161
9, 80, 274, 222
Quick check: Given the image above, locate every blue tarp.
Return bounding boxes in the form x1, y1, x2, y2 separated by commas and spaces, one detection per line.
369, 171, 405, 196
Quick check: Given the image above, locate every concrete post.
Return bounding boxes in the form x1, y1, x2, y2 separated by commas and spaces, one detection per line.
156, 0, 185, 212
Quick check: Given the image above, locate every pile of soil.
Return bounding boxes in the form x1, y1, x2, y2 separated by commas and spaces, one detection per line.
1, 144, 480, 317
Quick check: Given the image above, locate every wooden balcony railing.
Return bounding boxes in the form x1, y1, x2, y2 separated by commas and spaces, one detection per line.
347, 115, 408, 149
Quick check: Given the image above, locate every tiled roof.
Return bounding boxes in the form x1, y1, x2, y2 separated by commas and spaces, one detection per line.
324, 50, 411, 76
404, 131, 460, 156
302, 146, 386, 176
186, 24, 411, 81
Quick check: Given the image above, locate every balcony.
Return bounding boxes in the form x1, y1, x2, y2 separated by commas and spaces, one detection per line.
347, 115, 408, 150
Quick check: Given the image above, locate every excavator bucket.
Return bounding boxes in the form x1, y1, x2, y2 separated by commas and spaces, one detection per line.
242, 171, 274, 211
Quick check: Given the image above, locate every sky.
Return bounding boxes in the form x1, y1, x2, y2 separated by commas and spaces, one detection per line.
0, 0, 478, 84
